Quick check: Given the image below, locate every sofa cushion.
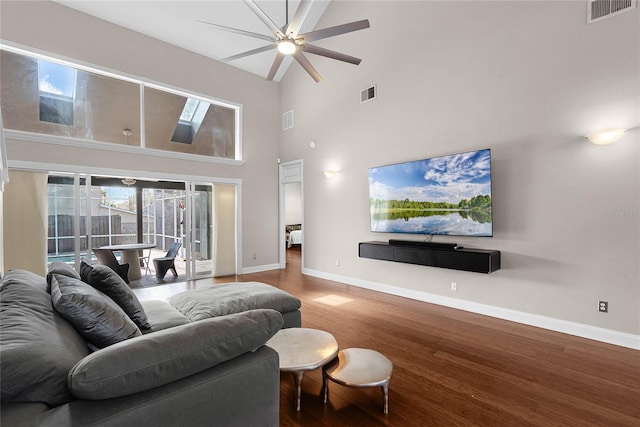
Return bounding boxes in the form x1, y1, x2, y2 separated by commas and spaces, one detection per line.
0, 270, 90, 406
168, 281, 302, 322
51, 274, 142, 349
0, 402, 50, 427
140, 299, 190, 332
80, 260, 151, 330
68, 309, 284, 400
46, 262, 81, 293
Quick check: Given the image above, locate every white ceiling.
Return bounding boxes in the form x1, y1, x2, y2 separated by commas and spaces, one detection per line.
54, 0, 332, 81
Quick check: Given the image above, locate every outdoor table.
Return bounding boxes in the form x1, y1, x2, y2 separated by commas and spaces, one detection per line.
99, 243, 156, 281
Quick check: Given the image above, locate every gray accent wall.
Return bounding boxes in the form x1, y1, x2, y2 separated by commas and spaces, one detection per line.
280, 1, 639, 337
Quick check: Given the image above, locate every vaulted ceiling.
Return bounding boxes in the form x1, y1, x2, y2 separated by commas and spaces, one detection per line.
54, 0, 332, 81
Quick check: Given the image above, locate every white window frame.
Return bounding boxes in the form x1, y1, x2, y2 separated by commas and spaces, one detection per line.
0, 41, 244, 166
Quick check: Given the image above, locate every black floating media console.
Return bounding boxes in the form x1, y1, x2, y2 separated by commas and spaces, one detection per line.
388, 239, 460, 250
359, 240, 501, 274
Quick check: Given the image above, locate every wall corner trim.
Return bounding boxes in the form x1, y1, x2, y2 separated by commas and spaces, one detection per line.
302, 268, 640, 351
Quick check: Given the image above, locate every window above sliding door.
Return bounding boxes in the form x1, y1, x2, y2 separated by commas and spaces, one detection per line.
0, 47, 242, 164
2, 51, 140, 145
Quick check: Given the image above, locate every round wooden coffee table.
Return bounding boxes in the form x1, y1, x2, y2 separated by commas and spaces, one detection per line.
322, 348, 393, 414
266, 328, 338, 411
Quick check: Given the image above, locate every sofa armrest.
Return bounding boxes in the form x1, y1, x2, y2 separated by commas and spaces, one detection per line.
68, 309, 283, 400
36, 346, 280, 427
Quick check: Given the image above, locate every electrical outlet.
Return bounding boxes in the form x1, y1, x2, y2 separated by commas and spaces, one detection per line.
252, 253, 257, 260
598, 300, 608, 313
335, 259, 341, 267
451, 282, 457, 291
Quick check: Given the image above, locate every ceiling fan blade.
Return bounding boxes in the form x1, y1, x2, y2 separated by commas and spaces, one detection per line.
242, 0, 285, 38
298, 19, 370, 43
197, 20, 275, 42
301, 44, 362, 65
292, 51, 322, 82
286, 0, 314, 37
266, 52, 285, 81
222, 44, 276, 62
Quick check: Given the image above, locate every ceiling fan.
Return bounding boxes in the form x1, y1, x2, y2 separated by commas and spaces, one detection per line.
198, 0, 370, 82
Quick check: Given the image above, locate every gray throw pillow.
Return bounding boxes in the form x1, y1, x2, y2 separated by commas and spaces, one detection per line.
0, 270, 90, 406
80, 260, 151, 330
46, 262, 81, 293
68, 309, 284, 400
51, 274, 142, 349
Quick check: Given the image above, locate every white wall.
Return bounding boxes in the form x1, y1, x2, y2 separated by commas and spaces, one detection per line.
280, 1, 639, 341
0, 0, 281, 270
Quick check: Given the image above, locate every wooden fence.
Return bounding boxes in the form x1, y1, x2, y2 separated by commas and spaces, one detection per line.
47, 215, 129, 254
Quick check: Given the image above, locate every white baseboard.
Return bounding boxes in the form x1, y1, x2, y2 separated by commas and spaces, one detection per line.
302, 268, 640, 351
242, 263, 280, 274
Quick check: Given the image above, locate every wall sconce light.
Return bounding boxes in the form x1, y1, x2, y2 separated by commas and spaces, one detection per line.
585, 128, 627, 145
324, 170, 337, 179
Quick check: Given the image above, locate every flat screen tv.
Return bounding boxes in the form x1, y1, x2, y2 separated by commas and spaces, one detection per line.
368, 148, 493, 236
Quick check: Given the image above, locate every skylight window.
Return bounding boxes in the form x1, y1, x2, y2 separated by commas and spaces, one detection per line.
38, 60, 76, 99
172, 97, 210, 144
179, 98, 200, 123
38, 60, 77, 125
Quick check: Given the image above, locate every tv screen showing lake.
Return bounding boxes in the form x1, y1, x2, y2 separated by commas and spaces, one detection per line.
369, 149, 493, 236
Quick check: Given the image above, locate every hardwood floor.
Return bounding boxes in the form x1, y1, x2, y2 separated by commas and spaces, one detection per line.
134, 247, 640, 426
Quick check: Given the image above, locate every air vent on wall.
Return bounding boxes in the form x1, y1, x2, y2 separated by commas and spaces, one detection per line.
282, 110, 294, 130
360, 85, 376, 103
588, 0, 636, 23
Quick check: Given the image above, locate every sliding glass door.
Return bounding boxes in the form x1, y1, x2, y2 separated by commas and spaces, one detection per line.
47, 174, 90, 271
44, 173, 236, 280
152, 188, 185, 256
186, 182, 212, 278
185, 182, 237, 279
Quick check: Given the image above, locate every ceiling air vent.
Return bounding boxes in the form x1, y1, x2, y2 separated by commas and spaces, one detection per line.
588, 0, 636, 23
282, 110, 294, 130
360, 85, 376, 104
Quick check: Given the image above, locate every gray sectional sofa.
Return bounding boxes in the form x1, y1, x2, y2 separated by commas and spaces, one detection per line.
0, 262, 302, 427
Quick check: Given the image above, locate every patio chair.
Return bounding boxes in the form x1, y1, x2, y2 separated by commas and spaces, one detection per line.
153, 242, 181, 279
92, 248, 130, 283
139, 248, 152, 275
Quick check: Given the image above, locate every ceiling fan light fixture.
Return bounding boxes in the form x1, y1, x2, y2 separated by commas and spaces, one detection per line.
200, 1, 370, 81
278, 39, 297, 55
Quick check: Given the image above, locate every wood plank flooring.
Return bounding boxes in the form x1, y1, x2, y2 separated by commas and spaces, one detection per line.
134, 247, 640, 426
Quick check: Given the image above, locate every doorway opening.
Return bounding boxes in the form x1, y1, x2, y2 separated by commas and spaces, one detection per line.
279, 160, 303, 270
